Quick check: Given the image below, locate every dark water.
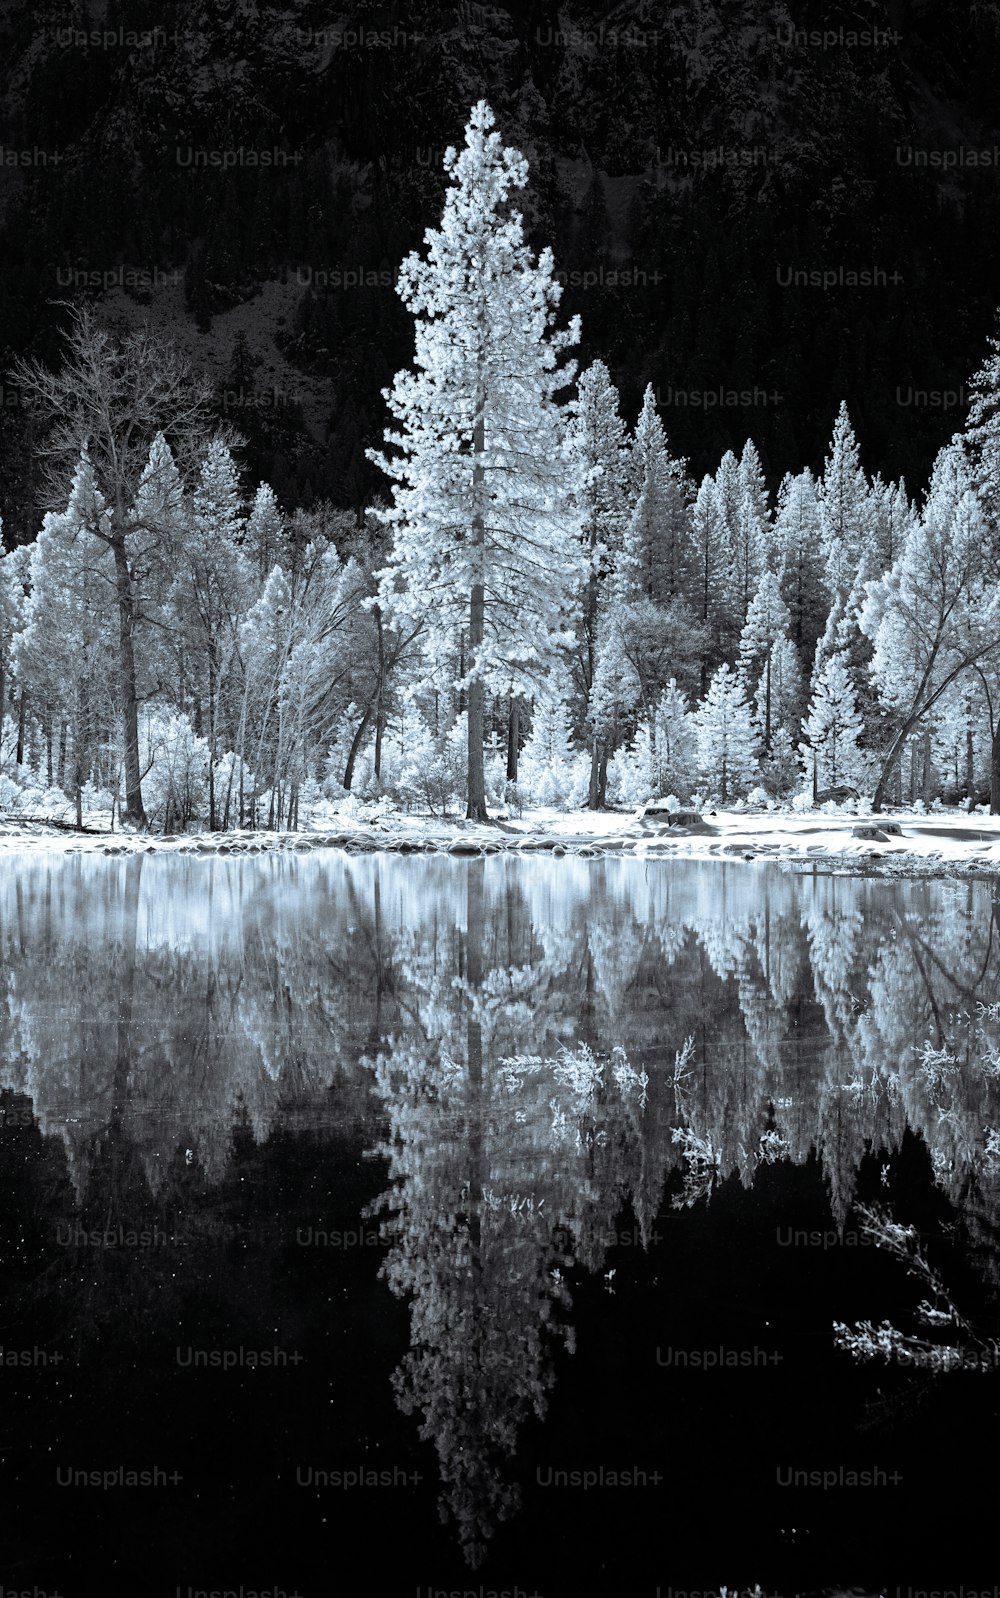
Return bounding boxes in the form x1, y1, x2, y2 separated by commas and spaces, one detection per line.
1, 851, 999, 1595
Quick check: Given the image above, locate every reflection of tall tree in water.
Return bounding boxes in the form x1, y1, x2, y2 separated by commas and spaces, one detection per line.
368, 859, 663, 1568
371, 862, 559, 1567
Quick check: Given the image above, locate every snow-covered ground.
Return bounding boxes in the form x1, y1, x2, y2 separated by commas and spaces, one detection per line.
3, 804, 1000, 874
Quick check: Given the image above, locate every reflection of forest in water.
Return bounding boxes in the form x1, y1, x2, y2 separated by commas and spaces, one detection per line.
3, 851, 1000, 1571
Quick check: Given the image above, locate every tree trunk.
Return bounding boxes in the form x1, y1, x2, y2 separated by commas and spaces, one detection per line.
57, 720, 68, 790
466, 411, 488, 821
15, 691, 25, 767
373, 604, 385, 784
921, 730, 932, 805
991, 722, 1000, 815
966, 724, 975, 808
872, 718, 920, 812
112, 539, 146, 826
588, 736, 602, 809
907, 741, 916, 806
343, 704, 374, 791
374, 706, 384, 782
208, 651, 217, 831
506, 696, 519, 782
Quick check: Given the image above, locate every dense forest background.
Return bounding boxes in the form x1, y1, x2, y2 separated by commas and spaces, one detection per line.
1, 0, 999, 539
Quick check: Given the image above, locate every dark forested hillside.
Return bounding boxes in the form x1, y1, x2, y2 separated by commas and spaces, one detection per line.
1, 0, 999, 541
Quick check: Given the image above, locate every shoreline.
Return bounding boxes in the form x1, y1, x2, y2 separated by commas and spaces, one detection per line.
3, 807, 1000, 877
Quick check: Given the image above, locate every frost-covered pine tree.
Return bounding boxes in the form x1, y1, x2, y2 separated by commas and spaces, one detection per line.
869, 473, 914, 574
244, 482, 287, 581
653, 678, 697, 800
817, 403, 875, 658
691, 474, 727, 677
799, 650, 866, 797
773, 468, 827, 655
368, 101, 584, 821
0, 534, 27, 744
712, 449, 744, 641
619, 384, 694, 605
608, 723, 655, 807
756, 636, 804, 795
736, 439, 771, 602
566, 359, 630, 804
694, 663, 759, 801
738, 569, 792, 751
520, 667, 584, 808
169, 438, 249, 829
961, 306, 1000, 524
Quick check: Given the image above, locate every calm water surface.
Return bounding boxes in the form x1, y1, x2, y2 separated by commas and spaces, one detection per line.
1, 852, 998, 1592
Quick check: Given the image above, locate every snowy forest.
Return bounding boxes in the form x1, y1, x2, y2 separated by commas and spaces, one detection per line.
4, 101, 1000, 832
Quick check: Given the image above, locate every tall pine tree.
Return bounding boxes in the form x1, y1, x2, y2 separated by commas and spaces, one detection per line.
369, 102, 584, 820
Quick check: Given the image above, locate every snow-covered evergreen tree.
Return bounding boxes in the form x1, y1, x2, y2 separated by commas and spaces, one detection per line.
773, 468, 827, 656
520, 669, 586, 808
619, 384, 694, 605
244, 482, 287, 581
368, 101, 585, 820
817, 402, 875, 658
690, 474, 727, 674
869, 473, 914, 575
756, 637, 804, 795
653, 678, 697, 800
736, 439, 771, 606
694, 663, 759, 801
168, 437, 249, 829
0, 536, 27, 744
738, 569, 792, 751
961, 306, 1000, 525
566, 359, 630, 805
608, 724, 655, 807
799, 651, 867, 795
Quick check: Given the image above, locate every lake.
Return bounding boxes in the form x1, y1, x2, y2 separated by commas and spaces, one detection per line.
1, 850, 998, 1594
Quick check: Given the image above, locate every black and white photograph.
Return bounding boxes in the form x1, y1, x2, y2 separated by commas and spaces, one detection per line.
1, 2, 1000, 1593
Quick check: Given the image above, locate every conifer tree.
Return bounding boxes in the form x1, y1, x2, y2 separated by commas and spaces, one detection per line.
566, 360, 629, 805
653, 678, 697, 799
694, 663, 759, 801
690, 474, 728, 681
620, 384, 694, 605
961, 306, 1000, 525
736, 439, 770, 609
169, 438, 249, 829
817, 402, 875, 658
756, 636, 804, 794
520, 667, 582, 808
869, 474, 914, 574
800, 651, 866, 796
773, 468, 827, 655
739, 569, 792, 751
369, 101, 584, 821
244, 482, 287, 581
